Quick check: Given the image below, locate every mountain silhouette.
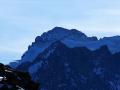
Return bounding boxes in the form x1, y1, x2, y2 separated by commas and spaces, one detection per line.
9, 27, 120, 90
10, 27, 120, 68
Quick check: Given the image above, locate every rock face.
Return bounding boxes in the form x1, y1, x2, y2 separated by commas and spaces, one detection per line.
17, 41, 120, 90
18, 27, 120, 64
10, 27, 120, 90
10, 27, 120, 67
21, 27, 90, 63
0, 63, 39, 90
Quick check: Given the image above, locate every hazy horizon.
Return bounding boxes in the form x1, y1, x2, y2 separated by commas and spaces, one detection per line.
1, 0, 120, 64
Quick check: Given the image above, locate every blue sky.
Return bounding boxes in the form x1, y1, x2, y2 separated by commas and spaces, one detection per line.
0, 0, 120, 64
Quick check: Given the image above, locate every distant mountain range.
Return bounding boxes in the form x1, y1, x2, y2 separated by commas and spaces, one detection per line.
10, 27, 120, 90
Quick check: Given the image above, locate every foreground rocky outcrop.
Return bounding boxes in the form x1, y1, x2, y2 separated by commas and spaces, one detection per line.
0, 63, 39, 90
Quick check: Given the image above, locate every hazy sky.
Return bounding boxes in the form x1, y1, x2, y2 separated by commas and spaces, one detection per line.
0, 0, 120, 64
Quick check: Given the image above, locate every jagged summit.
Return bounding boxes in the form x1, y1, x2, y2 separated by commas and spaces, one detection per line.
35, 27, 87, 43
19, 27, 90, 63
49, 27, 85, 35
52, 26, 68, 31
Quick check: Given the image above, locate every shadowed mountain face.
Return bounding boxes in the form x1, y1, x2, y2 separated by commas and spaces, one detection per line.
9, 27, 120, 90
16, 41, 120, 90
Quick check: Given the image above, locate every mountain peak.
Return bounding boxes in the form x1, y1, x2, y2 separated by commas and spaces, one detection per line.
35, 27, 87, 43
48, 27, 70, 34
52, 27, 68, 31
52, 27, 86, 36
